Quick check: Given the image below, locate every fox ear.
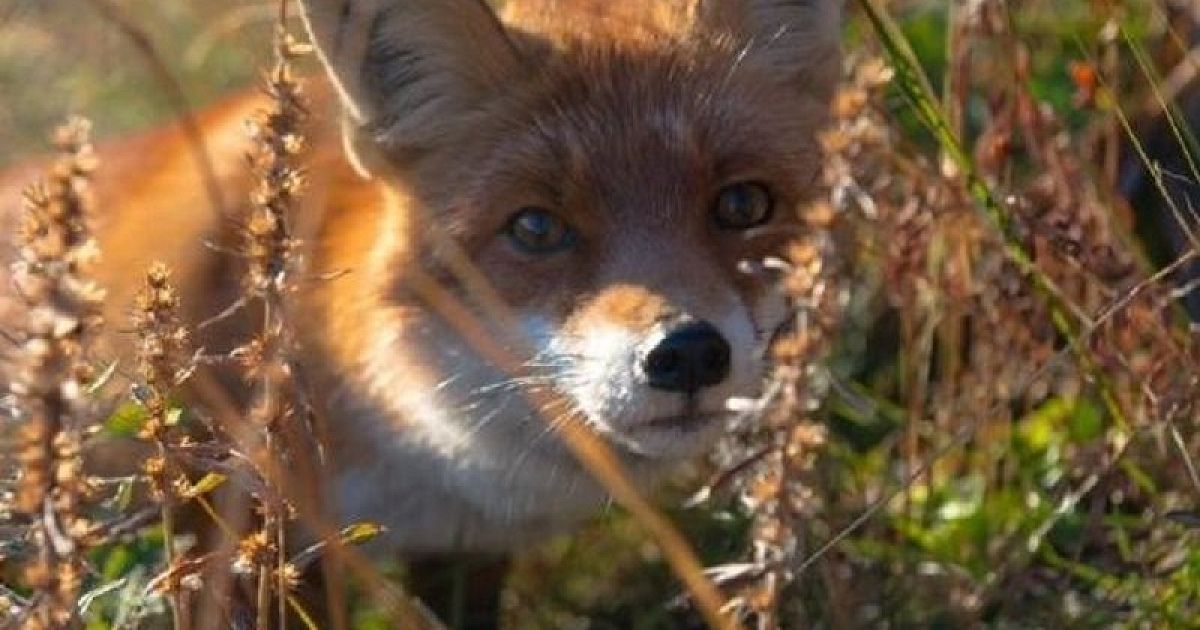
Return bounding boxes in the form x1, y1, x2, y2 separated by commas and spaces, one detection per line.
297, 0, 520, 160
697, 0, 842, 97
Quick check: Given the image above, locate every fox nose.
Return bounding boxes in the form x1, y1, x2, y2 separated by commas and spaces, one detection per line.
643, 321, 731, 393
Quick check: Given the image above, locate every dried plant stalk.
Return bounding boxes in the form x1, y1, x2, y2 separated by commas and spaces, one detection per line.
230, 10, 312, 626
131, 262, 194, 628
9, 118, 106, 629
714, 56, 894, 628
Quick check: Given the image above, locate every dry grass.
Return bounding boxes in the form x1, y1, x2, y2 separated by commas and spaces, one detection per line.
8, 117, 106, 630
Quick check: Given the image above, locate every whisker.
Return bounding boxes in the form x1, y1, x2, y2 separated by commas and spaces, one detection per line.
458, 406, 508, 443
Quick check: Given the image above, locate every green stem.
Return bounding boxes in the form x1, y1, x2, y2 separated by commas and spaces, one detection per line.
856, 0, 1130, 430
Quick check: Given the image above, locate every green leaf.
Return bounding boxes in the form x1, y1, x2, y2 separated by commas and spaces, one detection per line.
288, 521, 387, 573
1066, 398, 1104, 442
1120, 460, 1159, 495
100, 545, 134, 582
339, 521, 386, 546
183, 472, 227, 499
1018, 398, 1069, 451
103, 402, 147, 437
111, 476, 136, 512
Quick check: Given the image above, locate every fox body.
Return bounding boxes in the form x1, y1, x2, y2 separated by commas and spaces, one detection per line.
0, 0, 840, 552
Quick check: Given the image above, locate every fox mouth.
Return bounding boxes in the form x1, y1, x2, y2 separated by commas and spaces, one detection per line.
638, 411, 726, 431
602, 408, 727, 460
618, 388, 734, 445
637, 392, 728, 431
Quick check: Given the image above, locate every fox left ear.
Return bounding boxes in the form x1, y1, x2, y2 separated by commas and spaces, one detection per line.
697, 0, 843, 98
297, 0, 521, 171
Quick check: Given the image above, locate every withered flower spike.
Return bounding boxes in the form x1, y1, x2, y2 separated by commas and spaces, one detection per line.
723, 57, 868, 629
8, 117, 105, 629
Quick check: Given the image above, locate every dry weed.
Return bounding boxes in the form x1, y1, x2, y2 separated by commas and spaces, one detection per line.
7, 118, 106, 629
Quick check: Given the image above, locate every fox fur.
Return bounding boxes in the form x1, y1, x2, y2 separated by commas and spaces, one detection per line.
0, 0, 842, 553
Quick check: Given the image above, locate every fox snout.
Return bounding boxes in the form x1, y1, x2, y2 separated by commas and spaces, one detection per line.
642, 320, 732, 394
534, 280, 772, 459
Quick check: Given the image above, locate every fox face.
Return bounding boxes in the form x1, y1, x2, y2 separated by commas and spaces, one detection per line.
294, 0, 841, 549
481, 65, 808, 461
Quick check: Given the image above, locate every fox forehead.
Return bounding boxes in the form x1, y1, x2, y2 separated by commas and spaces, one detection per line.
447, 47, 820, 232
502, 0, 700, 41
403, 42, 817, 330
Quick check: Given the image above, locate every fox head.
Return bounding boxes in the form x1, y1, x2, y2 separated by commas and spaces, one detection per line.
297, 0, 840, 542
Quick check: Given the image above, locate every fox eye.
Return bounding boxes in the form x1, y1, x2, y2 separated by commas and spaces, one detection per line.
505, 207, 575, 254
713, 181, 774, 230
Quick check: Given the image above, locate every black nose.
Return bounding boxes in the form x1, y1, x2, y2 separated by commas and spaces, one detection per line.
643, 321, 732, 393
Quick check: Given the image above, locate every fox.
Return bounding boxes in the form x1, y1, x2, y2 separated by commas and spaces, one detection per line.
1, 0, 841, 590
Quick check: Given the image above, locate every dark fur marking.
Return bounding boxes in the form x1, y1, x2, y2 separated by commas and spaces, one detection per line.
331, 0, 354, 56
361, 7, 429, 121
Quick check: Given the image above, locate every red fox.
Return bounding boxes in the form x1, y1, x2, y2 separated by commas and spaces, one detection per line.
1, 0, 841, 556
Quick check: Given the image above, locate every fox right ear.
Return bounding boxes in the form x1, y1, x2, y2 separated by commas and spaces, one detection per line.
697, 0, 842, 99
297, 0, 521, 163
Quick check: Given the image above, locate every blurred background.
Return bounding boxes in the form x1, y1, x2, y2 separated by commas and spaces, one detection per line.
0, 0, 272, 166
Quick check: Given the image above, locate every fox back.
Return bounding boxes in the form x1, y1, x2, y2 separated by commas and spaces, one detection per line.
0, 0, 841, 552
